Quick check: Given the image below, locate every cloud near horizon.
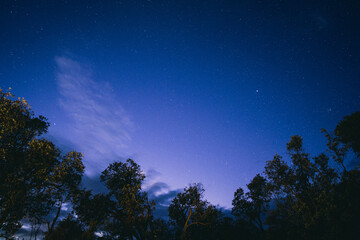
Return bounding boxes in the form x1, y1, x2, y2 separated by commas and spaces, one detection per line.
55, 56, 133, 176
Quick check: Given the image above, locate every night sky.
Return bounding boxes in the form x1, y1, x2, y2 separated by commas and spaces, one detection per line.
1, 0, 360, 208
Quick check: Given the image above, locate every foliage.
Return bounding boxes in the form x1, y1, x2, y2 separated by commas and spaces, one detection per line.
230, 112, 360, 240
169, 183, 220, 240
72, 190, 113, 239
262, 129, 359, 239
0, 88, 84, 239
45, 216, 86, 240
44, 151, 84, 236
0, 88, 51, 238
232, 174, 270, 233
335, 111, 360, 156
100, 159, 155, 240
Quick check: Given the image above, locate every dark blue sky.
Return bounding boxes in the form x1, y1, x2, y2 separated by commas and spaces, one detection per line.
1, 0, 359, 208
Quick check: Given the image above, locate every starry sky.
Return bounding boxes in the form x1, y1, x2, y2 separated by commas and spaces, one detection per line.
1, 0, 360, 208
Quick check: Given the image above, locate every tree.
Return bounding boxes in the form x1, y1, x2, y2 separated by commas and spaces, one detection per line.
263, 130, 360, 240
100, 159, 155, 240
45, 216, 86, 240
0, 88, 51, 238
335, 111, 360, 157
264, 136, 338, 239
44, 151, 85, 236
72, 189, 113, 239
232, 174, 270, 234
151, 219, 172, 240
0, 88, 85, 238
168, 183, 220, 240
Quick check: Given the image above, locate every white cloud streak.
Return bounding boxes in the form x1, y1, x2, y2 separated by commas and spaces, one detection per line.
55, 56, 133, 175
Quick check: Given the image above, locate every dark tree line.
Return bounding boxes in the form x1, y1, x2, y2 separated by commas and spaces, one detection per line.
1, 88, 359, 239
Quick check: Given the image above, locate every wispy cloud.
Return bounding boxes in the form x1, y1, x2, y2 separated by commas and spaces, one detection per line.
55, 56, 133, 176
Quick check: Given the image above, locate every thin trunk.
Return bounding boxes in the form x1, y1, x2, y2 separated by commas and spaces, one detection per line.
181, 207, 192, 240
34, 224, 40, 240
49, 201, 62, 233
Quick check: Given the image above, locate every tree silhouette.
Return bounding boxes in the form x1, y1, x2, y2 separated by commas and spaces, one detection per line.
0, 89, 51, 238
45, 216, 85, 240
72, 189, 113, 239
0, 88, 85, 239
262, 120, 360, 240
232, 174, 270, 234
44, 151, 84, 236
169, 183, 220, 240
335, 111, 360, 157
100, 159, 155, 240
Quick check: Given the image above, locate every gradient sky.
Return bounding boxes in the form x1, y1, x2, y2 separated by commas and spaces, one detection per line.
1, 0, 360, 208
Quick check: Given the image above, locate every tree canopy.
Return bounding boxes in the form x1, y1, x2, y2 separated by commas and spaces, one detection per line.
0, 88, 84, 239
